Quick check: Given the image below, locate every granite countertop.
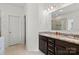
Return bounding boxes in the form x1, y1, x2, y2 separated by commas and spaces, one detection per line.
39, 32, 79, 45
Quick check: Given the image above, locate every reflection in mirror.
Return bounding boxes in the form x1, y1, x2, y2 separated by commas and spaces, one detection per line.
67, 19, 74, 31
51, 17, 74, 31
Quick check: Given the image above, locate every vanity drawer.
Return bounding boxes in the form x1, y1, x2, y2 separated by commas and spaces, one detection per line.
48, 43, 54, 47
48, 42, 54, 50
48, 38, 54, 43
48, 50, 54, 55
48, 48, 54, 53
48, 43, 55, 55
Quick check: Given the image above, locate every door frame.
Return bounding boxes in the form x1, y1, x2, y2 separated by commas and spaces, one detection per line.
24, 15, 26, 46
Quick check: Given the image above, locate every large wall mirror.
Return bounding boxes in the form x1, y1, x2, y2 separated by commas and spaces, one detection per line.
51, 4, 79, 32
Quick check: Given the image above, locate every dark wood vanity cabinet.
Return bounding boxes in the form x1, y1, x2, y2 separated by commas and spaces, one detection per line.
55, 40, 79, 55
55, 40, 73, 55
39, 35, 55, 55
47, 38, 55, 55
39, 35, 48, 54
39, 35, 79, 55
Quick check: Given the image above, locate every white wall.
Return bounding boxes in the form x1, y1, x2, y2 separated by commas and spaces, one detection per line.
0, 4, 25, 47
25, 4, 39, 51
25, 3, 53, 51
38, 4, 51, 32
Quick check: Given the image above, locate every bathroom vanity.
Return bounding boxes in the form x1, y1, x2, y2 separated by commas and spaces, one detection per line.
39, 32, 79, 55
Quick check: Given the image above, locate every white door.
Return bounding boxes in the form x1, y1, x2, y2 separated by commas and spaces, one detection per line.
8, 15, 22, 46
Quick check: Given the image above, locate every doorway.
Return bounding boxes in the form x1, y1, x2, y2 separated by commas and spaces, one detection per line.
8, 15, 22, 46
5, 15, 26, 55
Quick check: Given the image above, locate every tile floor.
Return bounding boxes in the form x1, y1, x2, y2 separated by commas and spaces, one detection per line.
26, 51, 44, 55
5, 44, 44, 55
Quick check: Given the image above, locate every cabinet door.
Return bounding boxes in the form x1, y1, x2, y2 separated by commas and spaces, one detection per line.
55, 40, 69, 55
55, 45, 69, 55
39, 35, 47, 54
55, 39, 78, 55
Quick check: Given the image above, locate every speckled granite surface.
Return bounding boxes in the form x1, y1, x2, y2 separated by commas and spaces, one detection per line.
39, 32, 79, 45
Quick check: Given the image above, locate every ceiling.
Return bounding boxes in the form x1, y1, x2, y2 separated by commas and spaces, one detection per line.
39, 3, 71, 11
0, 3, 25, 7
0, 3, 71, 9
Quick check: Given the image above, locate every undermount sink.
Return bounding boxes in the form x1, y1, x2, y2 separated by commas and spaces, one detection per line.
62, 35, 79, 39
